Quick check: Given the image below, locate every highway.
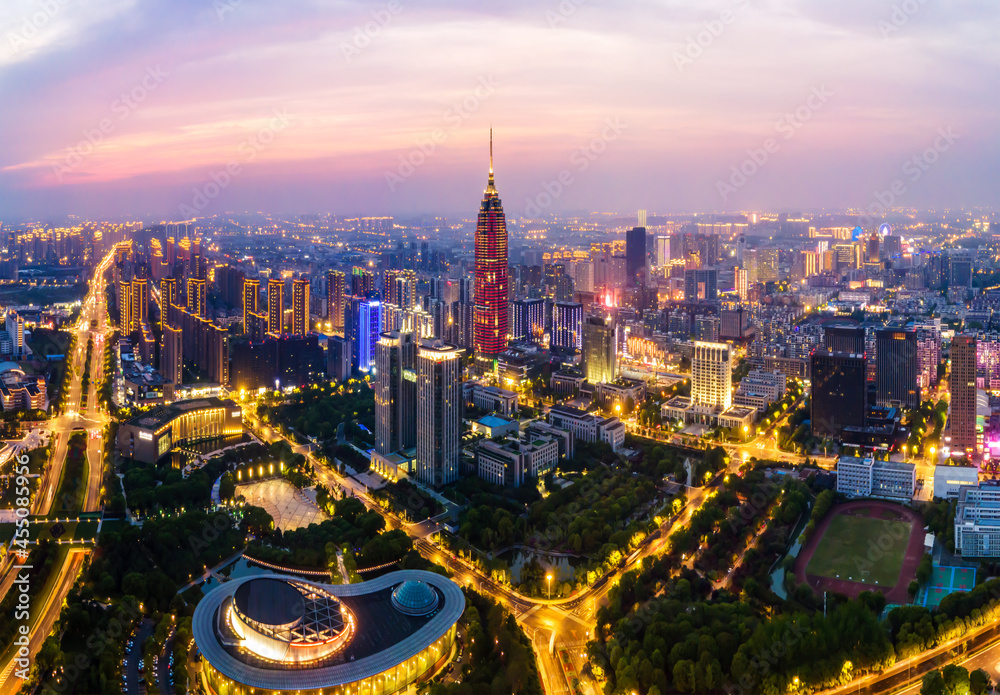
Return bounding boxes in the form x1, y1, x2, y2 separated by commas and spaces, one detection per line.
0, 248, 115, 694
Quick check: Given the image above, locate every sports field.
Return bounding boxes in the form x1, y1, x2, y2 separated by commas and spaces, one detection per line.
805, 513, 912, 587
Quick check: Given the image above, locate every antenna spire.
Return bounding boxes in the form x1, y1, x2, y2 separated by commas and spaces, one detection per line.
487, 127, 495, 190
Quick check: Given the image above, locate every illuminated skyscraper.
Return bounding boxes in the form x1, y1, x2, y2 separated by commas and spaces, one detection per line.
268, 278, 284, 336
242, 278, 259, 335
356, 297, 382, 373
951, 334, 977, 456
292, 278, 310, 336
473, 131, 509, 367
375, 331, 417, 455
583, 315, 617, 384
511, 298, 545, 344
625, 226, 646, 287
875, 329, 919, 409
552, 302, 583, 351
327, 270, 345, 331
417, 339, 462, 488
692, 341, 732, 411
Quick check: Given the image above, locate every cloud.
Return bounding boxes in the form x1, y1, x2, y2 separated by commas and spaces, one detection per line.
0, 0, 997, 218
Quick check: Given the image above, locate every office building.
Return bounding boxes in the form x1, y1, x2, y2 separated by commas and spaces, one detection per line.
933, 463, 979, 500
684, 268, 718, 301
692, 341, 732, 410
468, 383, 518, 416
583, 315, 616, 384
327, 269, 345, 330
955, 484, 1000, 557
416, 340, 462, 488
951, 334, 978, 456
375, 331, 417, 456
267, 278, 284, 336
475, 435, 559, 488
836, 455, 915, 500
473, 134, 509, 366
327, 336, 352, 382
824, 325, 865, 354
547, 404, 626, 451
552, 302, 583, 351
733, 369, 786, 413
511, 298, 545, 343
356, 297, 383, 373
875, 329, 920, 408
810, 349, 867, 437
655, 235, 672, 268
292, 277, 310, 336
626, 226, 646, 286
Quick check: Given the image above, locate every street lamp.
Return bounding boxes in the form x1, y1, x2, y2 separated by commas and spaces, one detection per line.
546, 574, 552, 600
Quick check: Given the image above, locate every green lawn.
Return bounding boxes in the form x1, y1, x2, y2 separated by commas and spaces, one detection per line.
54, 434, 88, 512
806, 513, 912, 586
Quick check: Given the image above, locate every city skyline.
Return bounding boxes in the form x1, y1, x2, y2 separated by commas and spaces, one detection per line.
1, 1, 998, 219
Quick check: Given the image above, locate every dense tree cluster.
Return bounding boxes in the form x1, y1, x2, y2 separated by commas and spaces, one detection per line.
426, 589, 542, 695
258, 381, 375, 450
89, 511, 243, 609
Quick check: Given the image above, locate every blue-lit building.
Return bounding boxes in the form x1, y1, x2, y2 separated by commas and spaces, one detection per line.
356, 297, 383, 373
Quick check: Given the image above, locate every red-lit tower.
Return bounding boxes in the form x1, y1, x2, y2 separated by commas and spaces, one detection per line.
473, 130, 509, 367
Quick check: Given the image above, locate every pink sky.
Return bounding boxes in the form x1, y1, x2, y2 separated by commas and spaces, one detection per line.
0, 0, 997, 219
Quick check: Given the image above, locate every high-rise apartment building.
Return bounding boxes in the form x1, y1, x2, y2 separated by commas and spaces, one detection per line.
692, 341, 732, 410
327, 270, 345, 330
160, 324, 183, 388
583, 315, 617, 384
186, 278, 206, 318
416, 339, 462, 488
951, 335, 978, 456
267, 278, 284, 336
131, 278, 149, 331
292, 278, 310, 336
473, 133, 509, 367
242, 278, 259, 335
160, 277, 178, 312
375, 331, 417, 456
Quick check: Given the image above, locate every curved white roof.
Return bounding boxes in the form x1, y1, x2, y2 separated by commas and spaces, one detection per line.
192, 569, 463, 690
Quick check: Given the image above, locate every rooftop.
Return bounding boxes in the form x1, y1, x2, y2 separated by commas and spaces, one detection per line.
477, 415, 512, 428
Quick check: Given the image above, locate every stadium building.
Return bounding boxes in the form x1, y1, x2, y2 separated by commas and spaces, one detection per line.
192, 571, 463, 695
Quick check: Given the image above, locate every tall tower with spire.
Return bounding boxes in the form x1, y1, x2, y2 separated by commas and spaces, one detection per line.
473, 130, 509, 368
